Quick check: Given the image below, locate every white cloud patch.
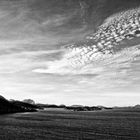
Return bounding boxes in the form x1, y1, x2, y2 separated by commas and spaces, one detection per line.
33, 45, 140, 75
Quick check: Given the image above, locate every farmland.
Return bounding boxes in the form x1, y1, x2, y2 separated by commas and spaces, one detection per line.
0, 108, 140, 140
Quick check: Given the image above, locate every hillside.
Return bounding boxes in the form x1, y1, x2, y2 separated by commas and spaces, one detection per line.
0, 95, 38, 114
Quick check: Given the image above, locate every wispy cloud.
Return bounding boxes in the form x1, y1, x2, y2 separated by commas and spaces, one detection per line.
0, 0, 140, 106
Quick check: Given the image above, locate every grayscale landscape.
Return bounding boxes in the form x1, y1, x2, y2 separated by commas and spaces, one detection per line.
0, 0, 140, 139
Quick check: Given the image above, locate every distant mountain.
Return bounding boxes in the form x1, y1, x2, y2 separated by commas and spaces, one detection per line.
134, 104, 140, 108
22, 99, 35, 105
0, 95, 38, 114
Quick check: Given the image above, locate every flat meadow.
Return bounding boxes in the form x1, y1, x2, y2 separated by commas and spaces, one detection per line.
0, 108, 140, 140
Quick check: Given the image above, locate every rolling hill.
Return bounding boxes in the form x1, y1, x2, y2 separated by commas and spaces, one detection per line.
0, 95, 38, 114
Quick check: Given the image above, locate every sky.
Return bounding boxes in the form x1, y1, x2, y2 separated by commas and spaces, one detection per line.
0, 0, 140, 106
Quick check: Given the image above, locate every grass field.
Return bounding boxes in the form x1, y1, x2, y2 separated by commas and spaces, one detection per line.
0, 108, 140, 140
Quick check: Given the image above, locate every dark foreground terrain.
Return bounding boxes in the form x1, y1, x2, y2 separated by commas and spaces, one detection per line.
0, 95, 40, 114
0, 108, 140, 140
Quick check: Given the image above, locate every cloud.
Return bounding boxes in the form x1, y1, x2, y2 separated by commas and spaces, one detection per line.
32, 43, 140, 95
0, 0, 140, 106
33, 44, 140, 74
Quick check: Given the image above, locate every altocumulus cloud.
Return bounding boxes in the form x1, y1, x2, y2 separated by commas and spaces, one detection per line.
33, 7, 140, 75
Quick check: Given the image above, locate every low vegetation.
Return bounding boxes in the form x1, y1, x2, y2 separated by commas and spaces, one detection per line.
0, 108, 140, 140
0, 95, 140, 114
0, 95, 39, 114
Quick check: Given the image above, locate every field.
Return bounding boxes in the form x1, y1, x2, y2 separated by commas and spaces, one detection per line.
0, 108, 140, 140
